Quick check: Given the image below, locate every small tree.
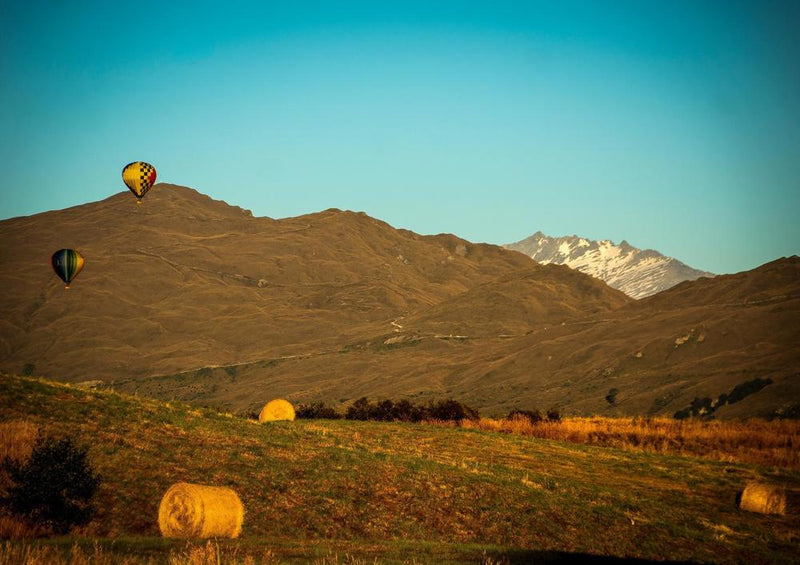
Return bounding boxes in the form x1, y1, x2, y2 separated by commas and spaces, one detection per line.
345, 397, 373, 421
1, 435, 100, 534
392, 399, 418, 422
374, 399, 396, 422
295, 402, 342, 419
428, 399, 480, 422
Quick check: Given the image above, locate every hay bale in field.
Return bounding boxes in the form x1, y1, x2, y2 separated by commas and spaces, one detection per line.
739, 482, 786, 515
158, 482, 243, 538
259, 399, 295, 422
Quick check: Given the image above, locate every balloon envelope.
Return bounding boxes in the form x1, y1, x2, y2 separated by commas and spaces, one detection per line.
51, 249, 84, 287
122, 161, 157, 201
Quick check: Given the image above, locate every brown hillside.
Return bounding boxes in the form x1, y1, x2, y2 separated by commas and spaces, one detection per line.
0, 184, 626, 382
1, 185, 797, 418
633, 256, 800, 309
405, 264, 630, 337
109, 256, 798, 419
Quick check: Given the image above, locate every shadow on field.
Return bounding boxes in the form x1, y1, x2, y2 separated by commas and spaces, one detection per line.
490, 551, 699, 565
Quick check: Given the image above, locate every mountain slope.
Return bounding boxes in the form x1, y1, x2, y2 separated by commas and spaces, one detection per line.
1, 185, 797, 419
0, 184, 628, 383
468, 255, 800, 418
116, 257, 800, 419
505, 231, 714, 298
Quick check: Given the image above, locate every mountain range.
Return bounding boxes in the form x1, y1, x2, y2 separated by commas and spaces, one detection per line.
1, 184, 797, 418
505, 232, 714, 299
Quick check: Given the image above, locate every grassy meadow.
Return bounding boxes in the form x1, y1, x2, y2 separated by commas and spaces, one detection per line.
0, 373, 798, 564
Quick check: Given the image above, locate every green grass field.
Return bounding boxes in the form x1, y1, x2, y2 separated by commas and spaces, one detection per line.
1, 374, 798, 564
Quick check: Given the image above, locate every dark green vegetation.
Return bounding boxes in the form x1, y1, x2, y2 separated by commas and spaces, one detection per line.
296, 398, 482, 423
295, 398, 561, 425
1, 374, 799, 564
1, 435, 99, 534
674, 377, 776, 420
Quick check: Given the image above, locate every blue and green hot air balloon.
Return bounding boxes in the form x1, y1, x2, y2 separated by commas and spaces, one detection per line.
51, 249, 85, 289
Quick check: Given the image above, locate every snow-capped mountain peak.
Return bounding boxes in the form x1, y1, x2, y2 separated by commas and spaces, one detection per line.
504, 233, 714, 299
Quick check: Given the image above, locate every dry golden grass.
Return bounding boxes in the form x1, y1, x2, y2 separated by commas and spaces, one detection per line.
167, 541, 276, 565
0, 421, 38, 464
258, 399, 295, 422
460, 416, 800, 469
0, 421, 42, 539
0, 541, 144, 565
0, 515, 41, 540
158, 483, 244, 539
0, 540, 277, 565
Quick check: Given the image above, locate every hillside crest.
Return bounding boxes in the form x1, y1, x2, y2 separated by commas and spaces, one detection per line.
1, 184, 797, 418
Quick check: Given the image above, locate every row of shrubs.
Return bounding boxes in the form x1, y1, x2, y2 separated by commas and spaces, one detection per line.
296, 397, 479, 422
296, 397, 562, 424
674, 377, 774, 419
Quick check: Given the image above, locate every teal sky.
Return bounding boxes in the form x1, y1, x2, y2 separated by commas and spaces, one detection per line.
1, 1, 798, 274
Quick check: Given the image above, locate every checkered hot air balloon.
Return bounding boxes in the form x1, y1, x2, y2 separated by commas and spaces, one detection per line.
51, 249, 84, 289
122, 161, 157, 203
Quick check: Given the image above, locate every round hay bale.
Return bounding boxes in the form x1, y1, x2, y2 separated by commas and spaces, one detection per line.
259, 399, 295, 422
158, 482, 243, 538
739, 482, 786, 515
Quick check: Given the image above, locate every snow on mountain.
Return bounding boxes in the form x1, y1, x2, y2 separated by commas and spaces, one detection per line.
504, 232, 714, 299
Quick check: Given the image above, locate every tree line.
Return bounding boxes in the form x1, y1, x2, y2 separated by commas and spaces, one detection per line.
296, 397, 561, 423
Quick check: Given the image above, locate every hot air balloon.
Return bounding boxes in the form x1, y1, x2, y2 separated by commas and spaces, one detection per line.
122, 161, 157, 203
51, 249, 85, 289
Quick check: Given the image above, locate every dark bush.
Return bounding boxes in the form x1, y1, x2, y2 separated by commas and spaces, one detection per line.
690, 396, 713, 415
673, 408, 691, 420
546, 407, 561, 422
391, 399, 421, 422
428, 399, 480, 422
1, 435, 100, 534
507, 409, 543, 424
345, 397, 373, 421
374, 399, 396, 421
769, 403, 800, 420
605, 388, 619, 406
674, 377, 775, 420
727, 377, 773, 404
343, 397, 478, 423
674, 396, 715, 419
295, 402, 342, 419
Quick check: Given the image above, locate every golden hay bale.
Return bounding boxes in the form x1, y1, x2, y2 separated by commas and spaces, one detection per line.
259, 399, 295, 422
158, 482, 243, 538
739, 482, 786, 515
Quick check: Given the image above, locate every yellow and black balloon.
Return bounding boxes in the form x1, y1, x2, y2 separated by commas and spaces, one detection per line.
122, 161, 157, 203
51, 249, 84, 289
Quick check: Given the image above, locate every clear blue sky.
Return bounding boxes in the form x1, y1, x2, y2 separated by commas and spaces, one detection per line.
2, 1, 798, 274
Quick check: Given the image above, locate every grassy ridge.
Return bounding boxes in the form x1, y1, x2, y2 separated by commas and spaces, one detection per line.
1, 374, 799, 564
460, 416, 800, 469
